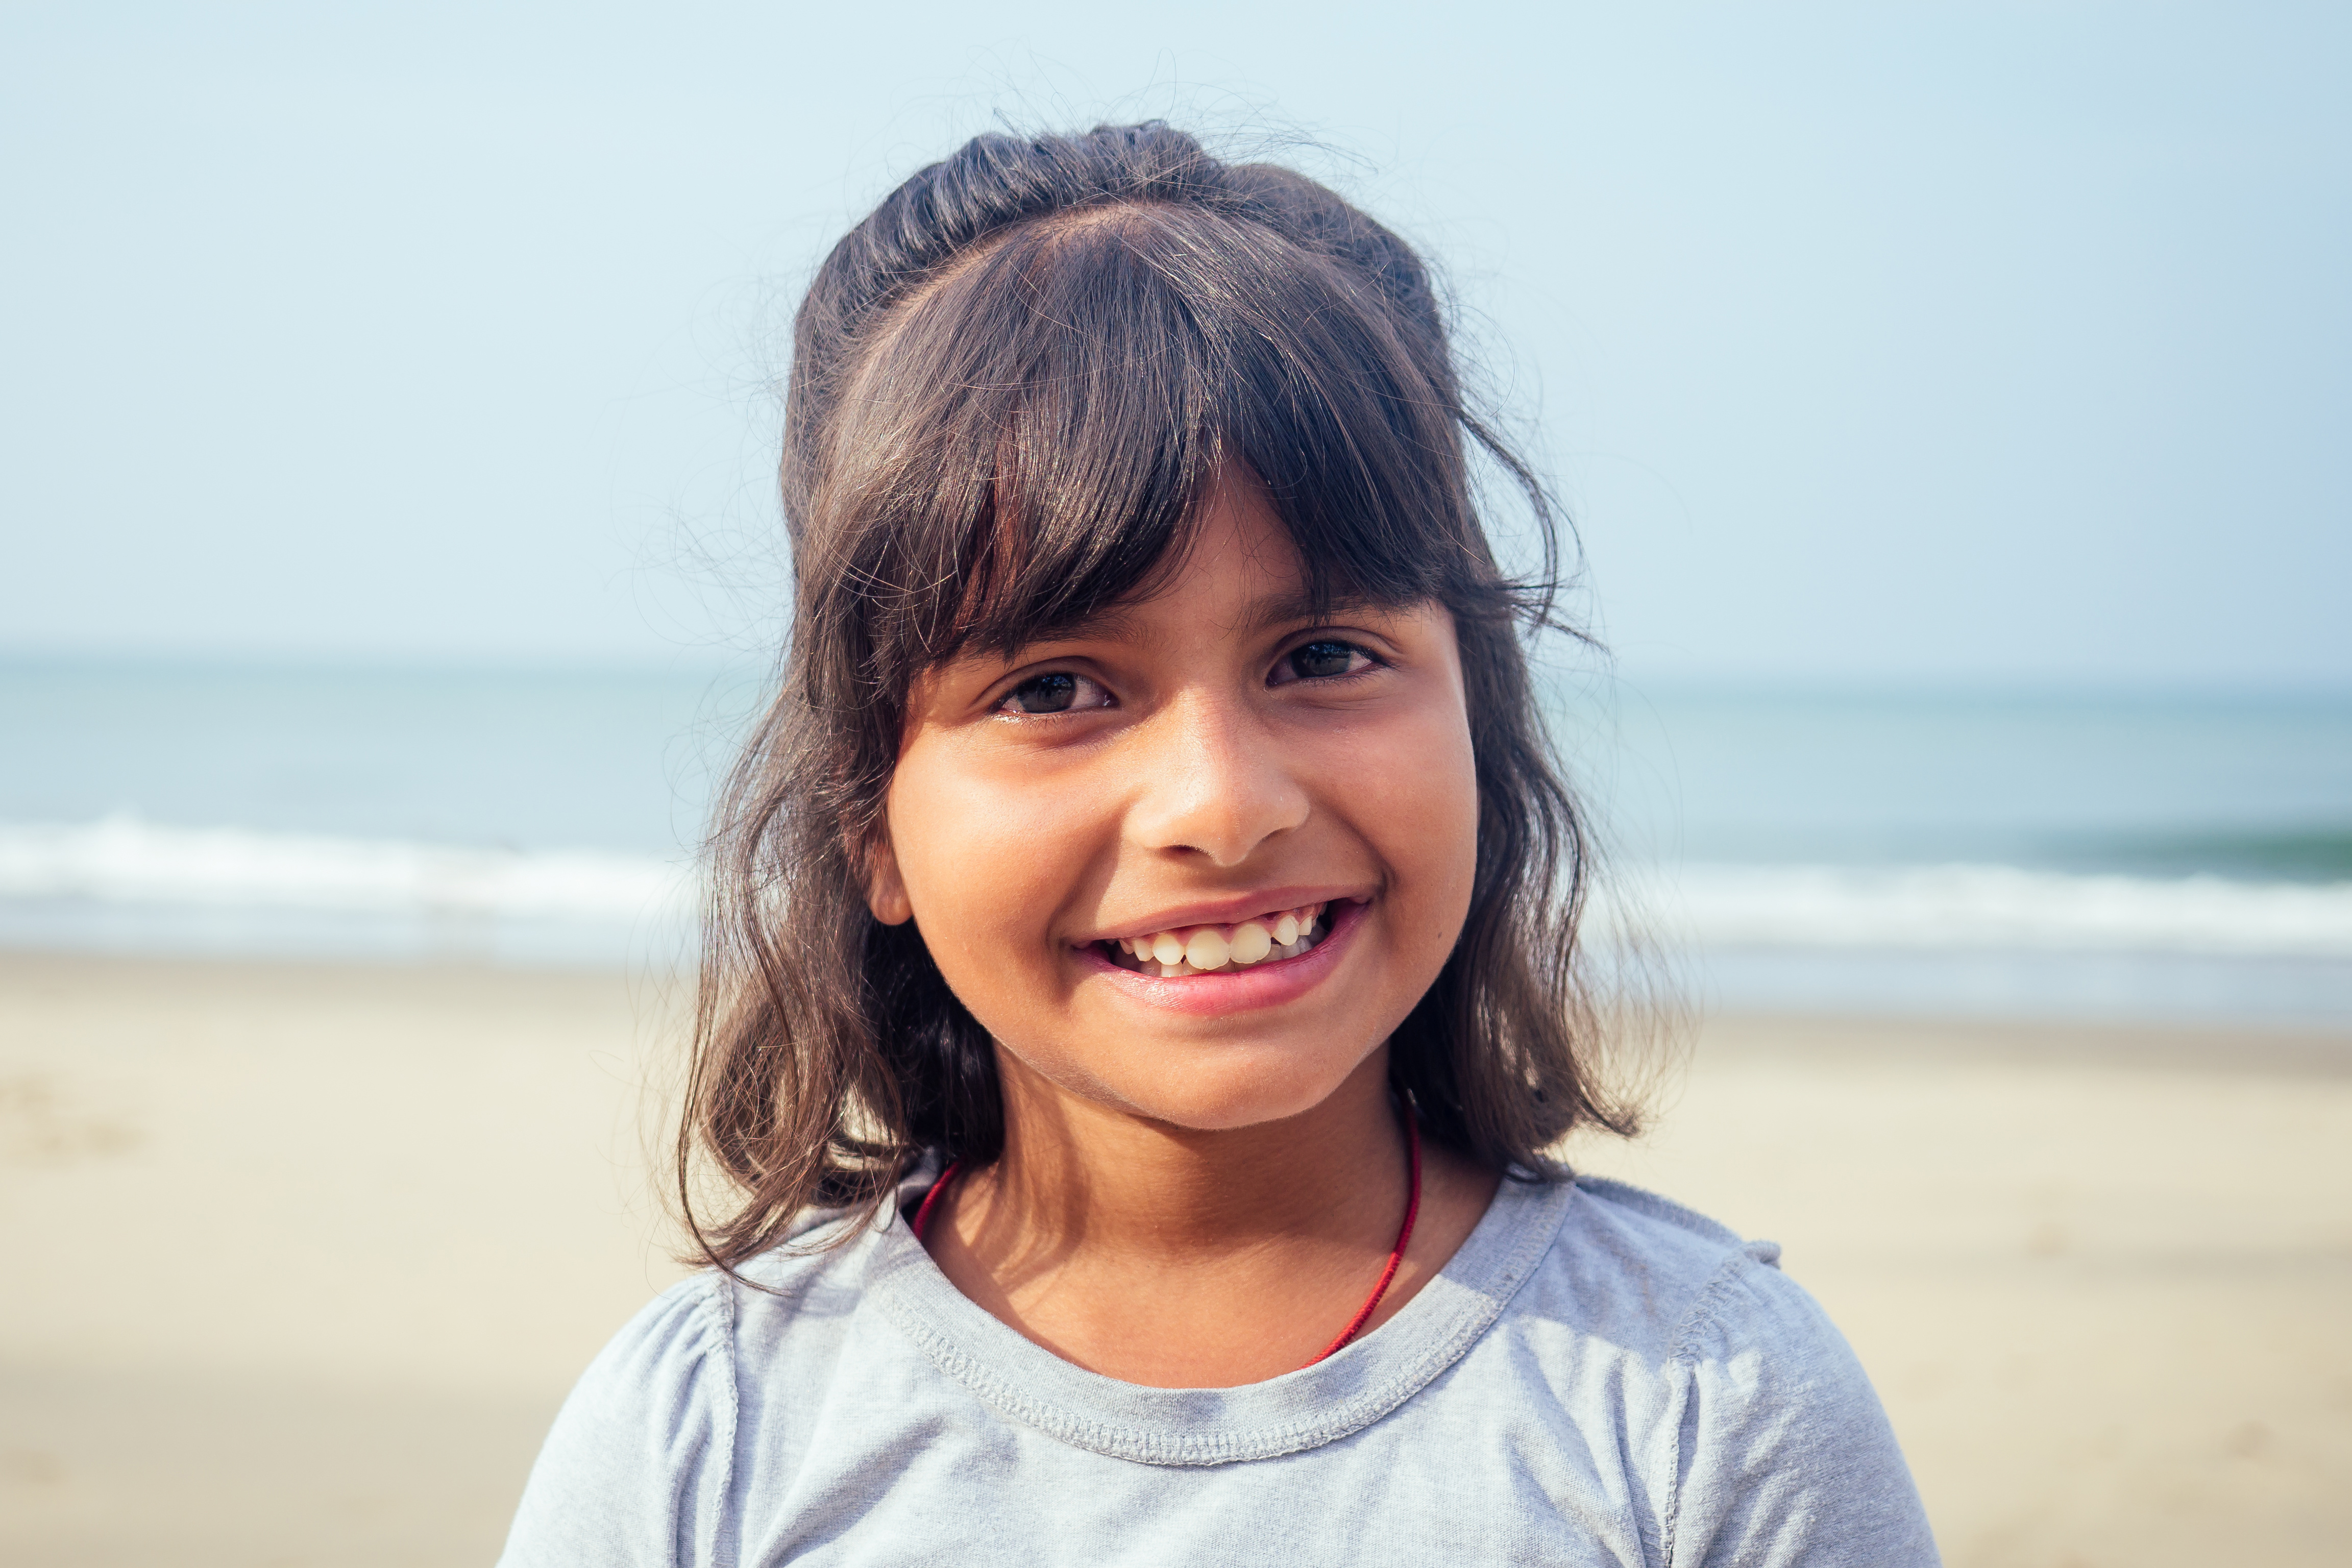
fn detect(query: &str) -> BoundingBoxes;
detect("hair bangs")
[817,203,1489,692]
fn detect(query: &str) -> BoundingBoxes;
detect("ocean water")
[0,659,749,969]
[4,657,2348,1022]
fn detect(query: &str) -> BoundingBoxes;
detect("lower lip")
[1074,899,1369,1017]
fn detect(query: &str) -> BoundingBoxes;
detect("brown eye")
[997,671,1111,716]
[1283,641,1365,681]
[1011,673,1077,713]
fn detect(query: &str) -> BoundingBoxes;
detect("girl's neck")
[978,1049,1406,1260]
[920,1048,1500,1387]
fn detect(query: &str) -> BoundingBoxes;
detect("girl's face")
[870,467,1480,1133]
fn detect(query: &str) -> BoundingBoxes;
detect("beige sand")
[3,953,2347,1565]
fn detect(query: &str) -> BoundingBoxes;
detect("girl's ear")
[862,831,914,926]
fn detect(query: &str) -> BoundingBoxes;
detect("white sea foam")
[6,818,2350,962]
[1599,862,2352,958]
[0,815,691,923]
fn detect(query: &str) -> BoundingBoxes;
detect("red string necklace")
[911,1104,1423,1371]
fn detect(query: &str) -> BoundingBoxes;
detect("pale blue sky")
[4,2,2346,684]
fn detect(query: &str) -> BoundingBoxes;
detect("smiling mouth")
[1097,903,1330,978]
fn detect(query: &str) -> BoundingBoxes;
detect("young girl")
[502,124,1937,1565]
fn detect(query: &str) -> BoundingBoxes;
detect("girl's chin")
[1071,896,1369,1018]
[1072,1053,1367,1133]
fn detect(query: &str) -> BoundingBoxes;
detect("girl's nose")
[1124,689,1309,867]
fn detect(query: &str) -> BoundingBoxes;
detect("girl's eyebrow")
[988,605,1142,659]
[1237,587,1385,633]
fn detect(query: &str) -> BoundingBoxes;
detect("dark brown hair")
[679,122,1639,1272]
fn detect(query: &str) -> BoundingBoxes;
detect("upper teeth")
[1110,904,1328,976]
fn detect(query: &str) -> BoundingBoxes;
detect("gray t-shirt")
[501,1166,1938,1565]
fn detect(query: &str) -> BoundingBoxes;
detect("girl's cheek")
[1332,696,1478,859]
[892,745,1108,955]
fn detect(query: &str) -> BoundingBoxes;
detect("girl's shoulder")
[496,1205,891,1567]
[1546,1172,1802,1351]
[1539,1172,1903,1421]
[496,1272,738,1566]
[1531,1175,1937,1563]
[1560,1171,1762,1257]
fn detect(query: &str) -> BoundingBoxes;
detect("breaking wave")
[1601,862,2352,958]
[0,815,692,923]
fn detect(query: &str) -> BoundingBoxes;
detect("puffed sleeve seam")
[497,1272,742,1568]
[646,1271,741,1568]
[1649,1245,1776,1568]
[608,1273,738,1568]
[698,1272,742,1568]
[1643,1248,1938,1568]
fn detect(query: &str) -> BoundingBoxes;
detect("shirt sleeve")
[1658,1250,1941,1567]
[498,1275,738,1568]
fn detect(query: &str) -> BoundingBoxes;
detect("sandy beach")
[3,951,2347,1566]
